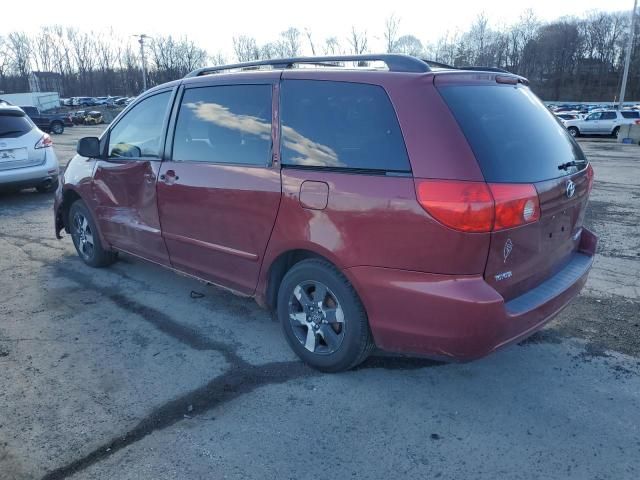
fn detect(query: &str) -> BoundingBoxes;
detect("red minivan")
[54,55,597,372]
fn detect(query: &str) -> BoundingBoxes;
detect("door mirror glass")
[77,136,101,158]
[108,91,171,159]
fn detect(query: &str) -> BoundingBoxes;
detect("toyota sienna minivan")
[54,54,597,371]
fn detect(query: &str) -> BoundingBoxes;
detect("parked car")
[54,55,596,372]
[564,110,640,137]
[556,112,584,123]
[76,97,95,107]
[19,105,72,134]
[0,104,59,192]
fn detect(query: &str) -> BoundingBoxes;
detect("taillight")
[416,180,494,232]
[415,180,540,233]
[490,183,540,230]
[35,133,52,149]
[586,163,594,193]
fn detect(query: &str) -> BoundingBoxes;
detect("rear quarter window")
[280,80,410,173]
[438,84,586,183]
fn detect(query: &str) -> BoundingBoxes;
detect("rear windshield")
[0,112,34,138]
[438,85,586,183]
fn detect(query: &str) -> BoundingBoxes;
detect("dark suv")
[54,55,596,372]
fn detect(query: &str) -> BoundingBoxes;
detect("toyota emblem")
[566,180,576,198]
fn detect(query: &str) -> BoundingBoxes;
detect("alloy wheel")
[72,212,94,260]
[288,280,345,355]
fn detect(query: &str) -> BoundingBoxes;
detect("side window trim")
[104,87,177,161]
[168,82,275,167]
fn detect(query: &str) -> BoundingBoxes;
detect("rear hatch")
[436,74,592,301]
[0,110,44,171]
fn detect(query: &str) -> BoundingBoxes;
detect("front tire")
[277,259,374,372]
[69,200,117,267]
[567,126,579,137]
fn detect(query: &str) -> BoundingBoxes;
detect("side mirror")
[77,137,101,158]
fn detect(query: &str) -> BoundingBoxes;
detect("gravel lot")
[1,128,639,479]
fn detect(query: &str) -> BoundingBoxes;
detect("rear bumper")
[346,228,597,361]
[0,150,59,190]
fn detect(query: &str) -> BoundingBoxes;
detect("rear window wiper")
[557,160,586,171]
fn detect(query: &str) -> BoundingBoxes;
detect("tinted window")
[0,112,34,138]
[172,85,272,165]
[280,80,410,172]
[601,112,616,120]
[20,106,37,116]
[108,91,171,159]
[621,111,640,119]
[438,85,586,183]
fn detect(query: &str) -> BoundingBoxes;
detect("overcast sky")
[6,0,634,56]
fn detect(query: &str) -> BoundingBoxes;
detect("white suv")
[0,105,59,192]
[564,110,640,138]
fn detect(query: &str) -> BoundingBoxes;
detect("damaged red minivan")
[54,55,597,371]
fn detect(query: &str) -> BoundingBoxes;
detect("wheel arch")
[260,247,345,310]
[56,187,109,250]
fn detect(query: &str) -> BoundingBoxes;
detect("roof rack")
[184,54,431,78]
[421,59,512,74]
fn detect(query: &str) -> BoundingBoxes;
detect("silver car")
[0,104,59,192]
[564,110,640,138]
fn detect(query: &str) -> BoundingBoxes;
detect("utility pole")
[134,34,150,92]
[618,0,638,109]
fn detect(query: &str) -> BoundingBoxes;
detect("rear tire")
[613,126,620,139]
[567,127,579,137]
[69,199,117,268]
[277,259,374,372]
[51,121,64,135]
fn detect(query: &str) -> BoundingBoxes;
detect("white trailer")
[0,92,61,111]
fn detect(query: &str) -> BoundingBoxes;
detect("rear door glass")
[621,111,640,119]
[438,85,586,183]
[280,80,410,173]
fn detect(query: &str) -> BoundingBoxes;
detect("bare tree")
[209,52,227,65]
[348,26,368,54]
[323,37,341,55]
[384,14,400,53]
[305,28,316,56]
[279,27,302,57]
[394,35,424,56]
[232,35,259,62]
[7,32,32,80]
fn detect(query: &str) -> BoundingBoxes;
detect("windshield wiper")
[557,160,586,171]
[0,130,25,138]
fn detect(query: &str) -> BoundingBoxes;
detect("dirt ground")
[0,131,639,479]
